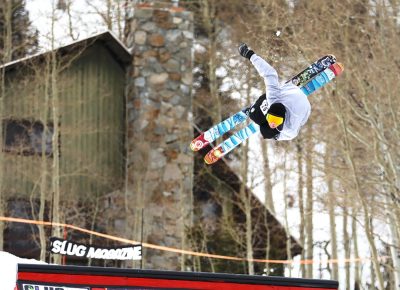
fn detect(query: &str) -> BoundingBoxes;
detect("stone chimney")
[125,4,194,270]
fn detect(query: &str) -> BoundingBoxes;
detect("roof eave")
[0,30,132,71]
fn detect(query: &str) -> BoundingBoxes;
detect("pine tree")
[0,0,39,62]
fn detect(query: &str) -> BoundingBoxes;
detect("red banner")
[17,264,338,290]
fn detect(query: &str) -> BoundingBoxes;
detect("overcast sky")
[26,0,109,50]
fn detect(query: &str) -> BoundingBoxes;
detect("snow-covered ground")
[0,251,47,290]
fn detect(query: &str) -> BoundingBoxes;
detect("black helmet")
[266,103,286,131]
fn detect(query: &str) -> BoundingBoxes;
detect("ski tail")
[286,54,336,87]
[301,63,344,96]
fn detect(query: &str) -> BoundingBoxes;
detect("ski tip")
[204,157,213,165]
[190,134,206,151]
[190,141,200,151]
[204,148,223,165]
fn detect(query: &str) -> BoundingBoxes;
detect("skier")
[238,43,311,140]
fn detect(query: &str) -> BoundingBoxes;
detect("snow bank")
[0,251,47,290]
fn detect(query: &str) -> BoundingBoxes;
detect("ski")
[190,54,337,152]
[190,107,251,152]
[300,62,344,95]
[287,54,337,87]
[204,123,259,165]
[204,62,344,165]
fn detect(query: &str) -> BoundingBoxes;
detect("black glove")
[238,43,254,60]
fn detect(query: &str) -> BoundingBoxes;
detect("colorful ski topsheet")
[190,107,250,152]
[287,54,337,87]
[190,55,336,152]
[204,123,259,165]
[203,63,344,165]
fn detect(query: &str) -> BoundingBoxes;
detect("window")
[3,119,53,156]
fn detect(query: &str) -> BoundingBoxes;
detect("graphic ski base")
[190,54,337,153]
[203,62,344,165]
[204,123,259,165]
[301,63,344,95]
[190,108,250,152]
[287,54,336,87]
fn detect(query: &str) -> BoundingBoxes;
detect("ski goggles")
[266,114,284,127]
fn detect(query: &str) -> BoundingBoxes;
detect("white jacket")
[250,54,311,141]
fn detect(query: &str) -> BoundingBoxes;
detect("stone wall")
[125,5,194,270]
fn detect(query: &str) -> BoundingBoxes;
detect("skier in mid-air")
[238,43,311,140]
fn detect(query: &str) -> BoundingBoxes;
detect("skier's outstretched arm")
[238,43,280,102]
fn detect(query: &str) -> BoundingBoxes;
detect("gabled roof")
[1,30,132,71]
[194,153,303,261]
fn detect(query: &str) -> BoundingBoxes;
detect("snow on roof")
[0,30,132,70]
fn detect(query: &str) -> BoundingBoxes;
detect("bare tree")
[324,143,339,281]
[282,150,293,276]
[0,0,13,252]
[85,0,127,41]
[342,189,350,290]
[304,124,314,278]
[296,137,306,277]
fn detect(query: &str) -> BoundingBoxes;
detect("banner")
[17,264,339,290]
[49,237,141,261]
[22,285,88,290]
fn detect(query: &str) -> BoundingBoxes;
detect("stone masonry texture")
[125,6,194,270]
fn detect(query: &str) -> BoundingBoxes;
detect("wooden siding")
[3,43,126,200]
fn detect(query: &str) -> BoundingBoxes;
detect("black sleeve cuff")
[246,50,254,60]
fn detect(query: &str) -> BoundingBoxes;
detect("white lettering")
[51,238,142,261]
[107,249,115,259]
[85,246,142,260]
[76,245,87,257]
[260,99,269,115]
[115,248,122,259]
[66,242,75,256]
[100,249,108,259]
[86,247,102,259]
[124,248,133,259]
[51,240,63,254]
[132,245,142,260]
[59,240,68,255]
